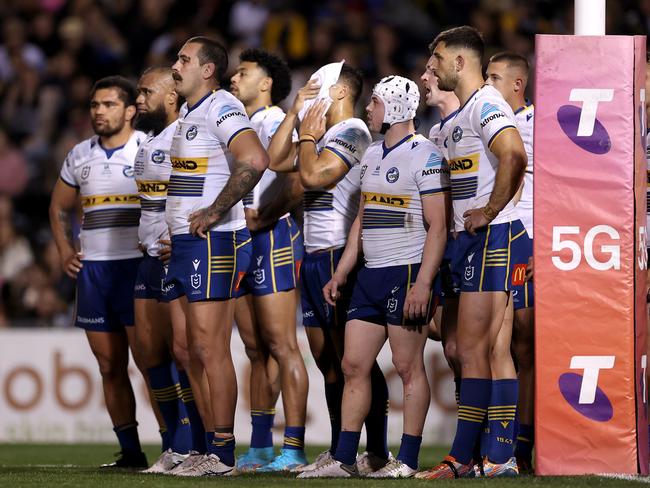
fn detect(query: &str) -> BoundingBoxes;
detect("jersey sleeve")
[207,98,256,148]
[414,145,451,197]
[263,112,298,148]
[474,95,517,151]
[59,148,79,188]
[322,124,371,168]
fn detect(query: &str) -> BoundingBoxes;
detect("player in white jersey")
[305,76,450,479]
[229,48,309,472]
[132,66,209,473]
[421,55,462,396]
[417,27,527,480]
[486,52,535,473]
[165,37,269,477]
[49,76,148,468]
[269,65,390,475]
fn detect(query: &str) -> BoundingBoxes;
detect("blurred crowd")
[0,0,648,327]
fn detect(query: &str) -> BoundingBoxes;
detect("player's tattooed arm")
[49,177,83,278]
[188,130,270,238]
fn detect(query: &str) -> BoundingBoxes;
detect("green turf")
[0,444,644,487]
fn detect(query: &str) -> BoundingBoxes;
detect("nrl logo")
[190,273,201,289]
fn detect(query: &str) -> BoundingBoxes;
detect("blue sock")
[178,369,206,453]
[449,378,491,465]
[209,433,235,467]
[515,423,534,460]
[160,428,170,452]
[114,423,141,454]
[454,377,461,406]
[365,363,389,459]
[283,426,305,451]
[148,362,192,454]
[324,381,343,454]
[479,419,489,459]
[397,434,422,470]
[487,379,518,464]
[250,409,275,449]
[334,431,361,466]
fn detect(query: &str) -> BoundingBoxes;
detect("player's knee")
[443,338,458,364]
[266,337,296,362]
[392,356,421,384]
[172,339,190,371]
[96,354,128,381]
[456,339,489,368]
[341,355,368,382]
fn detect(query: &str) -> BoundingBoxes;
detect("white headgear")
[372,75,420,133]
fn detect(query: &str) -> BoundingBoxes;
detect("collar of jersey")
[98,139,126,159]
[439,109,459,129]
[514,99,533,115]
[382,133,416,159]
[250,105,273,119]
[186,90,216,115]
[457,87,482,116]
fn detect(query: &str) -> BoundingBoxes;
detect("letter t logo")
[569,89,614,136]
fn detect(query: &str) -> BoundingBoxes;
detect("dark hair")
[186,36,228,80]
[90,75,137,106]
[489,51,529,76]
[338,63,363,106]
[239,48,292,104]
[429,25,484,61]
[141,66,184,110]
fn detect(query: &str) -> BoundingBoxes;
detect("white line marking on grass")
[599,474,650,483]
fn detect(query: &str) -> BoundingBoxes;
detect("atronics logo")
[556,88,612,154]
[558,355,614,422]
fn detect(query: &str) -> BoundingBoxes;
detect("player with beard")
[164,37,269,477]
[49,76,148,468]
[133,66,211,473]
[416,27,527,479]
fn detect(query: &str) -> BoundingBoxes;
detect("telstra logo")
[556,88,613,154]
[558,355,614,422]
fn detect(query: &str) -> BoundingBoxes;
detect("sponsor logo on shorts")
[511,264,527,286]
[387,297,398,313]
[303,310,314,318]
[134,283,146,292]
[77,316,105,324]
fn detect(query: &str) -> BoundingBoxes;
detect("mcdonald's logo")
[511,264,527,286]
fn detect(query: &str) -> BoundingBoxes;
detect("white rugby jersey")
[302,118,372,253]
[135,120,177,256]
[360,134,450,268]
[428,109,458,160]
[166,90,256,236]
[242,105,297,216]
[447,85,519,232]
[514,101,534,238]
[59,130,146,261]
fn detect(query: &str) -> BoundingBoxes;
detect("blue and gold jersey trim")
[140,199,166,212]
[227,127,255,147]
[82,208,141,230]
[487,125,517,149]
[451,176,478,201]
[304,191,334,212]
[323,146,352,168]
[362,208,405,229]
[168,175,205,197]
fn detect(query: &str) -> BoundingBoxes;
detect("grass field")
[0,444,647,487]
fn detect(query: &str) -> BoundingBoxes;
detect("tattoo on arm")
[208,161,263,218]
[57,210,73,243]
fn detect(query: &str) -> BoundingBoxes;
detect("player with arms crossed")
[229,48,309,471]
[165,36,269,477]
[49,76,148,468]
[416,26,527,479]
[268,65,390,475]
[305,76,450,478]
